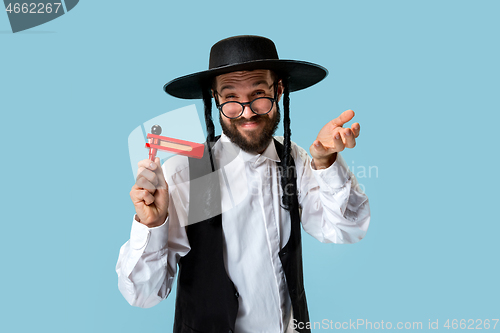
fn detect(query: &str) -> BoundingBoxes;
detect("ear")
[211,89,220,106]
[276,80,284,102]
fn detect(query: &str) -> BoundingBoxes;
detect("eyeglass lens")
[222,98,273,118]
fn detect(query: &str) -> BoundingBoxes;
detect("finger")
[333,130,345,152]
[312,140,332,156]
[331,110,355,127]
[138,158,158,172]
[153,157,168,190]
[136,177,156,194]
[351,122,360,138]
[310,140,334,162]
[137,167,158,186]
[138,158,167,189]
[317,139,339,153]
[131,189,155,206]
[341,128,356,149]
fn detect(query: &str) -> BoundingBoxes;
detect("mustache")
[230,115,266,126]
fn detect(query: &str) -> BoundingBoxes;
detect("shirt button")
[235,291,239,298]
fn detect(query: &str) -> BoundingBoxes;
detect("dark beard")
[220,106,281,154]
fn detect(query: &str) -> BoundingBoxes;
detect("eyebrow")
[252,80,271,88]
[218,80,271,94]
[219,85,235,94]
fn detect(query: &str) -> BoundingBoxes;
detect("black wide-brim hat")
[164,35,328,99]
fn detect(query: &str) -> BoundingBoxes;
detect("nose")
[241,102,254,119]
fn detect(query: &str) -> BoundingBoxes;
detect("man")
[117,35,370,333]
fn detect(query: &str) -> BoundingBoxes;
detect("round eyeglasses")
[217,97,276,119]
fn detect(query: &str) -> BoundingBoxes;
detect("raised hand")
[130,157,169,228]
[309,110,361,169]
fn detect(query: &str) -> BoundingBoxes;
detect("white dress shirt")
[116,133,370,333]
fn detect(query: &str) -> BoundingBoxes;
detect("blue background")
[1,1,498,332]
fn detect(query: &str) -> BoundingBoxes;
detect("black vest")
[173,138,310,333]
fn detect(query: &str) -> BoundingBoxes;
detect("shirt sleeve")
[116,160,191,308]
[294,145,371,244]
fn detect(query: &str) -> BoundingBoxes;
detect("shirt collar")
[219,132,281,165]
